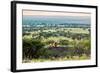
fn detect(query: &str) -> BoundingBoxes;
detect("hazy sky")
[23,10,91,17]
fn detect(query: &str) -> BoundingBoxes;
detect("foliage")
[22,27,91,63]
[23,38,45,60]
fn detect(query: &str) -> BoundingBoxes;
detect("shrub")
[23,38,45,60]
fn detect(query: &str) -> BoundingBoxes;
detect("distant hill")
[22,16,90,28]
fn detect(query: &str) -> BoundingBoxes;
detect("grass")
[30,28,89,34]
[23,55,90,63]
[64,28,89,34]
[42,36,73,43]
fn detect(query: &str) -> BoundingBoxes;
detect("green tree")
[59,40,69,46]
[23,38,45,60]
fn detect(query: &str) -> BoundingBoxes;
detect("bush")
[59,40,69,45]
[23,38,45,60]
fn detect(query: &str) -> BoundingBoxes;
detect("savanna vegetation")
[22,26,91,63]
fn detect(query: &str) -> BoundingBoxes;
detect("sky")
[23,10,91,17]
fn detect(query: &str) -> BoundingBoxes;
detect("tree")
[59,40,69,46]
[23,38,45,60]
